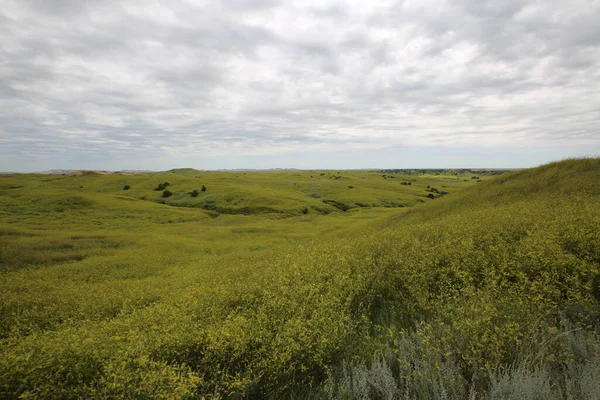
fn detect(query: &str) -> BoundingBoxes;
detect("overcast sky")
[1,0,599,171]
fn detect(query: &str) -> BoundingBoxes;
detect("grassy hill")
[0,160,599,399]
[0,168,489,219]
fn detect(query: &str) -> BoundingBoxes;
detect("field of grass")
[1,161,599,399]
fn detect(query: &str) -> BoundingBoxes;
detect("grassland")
[1,160,599,399]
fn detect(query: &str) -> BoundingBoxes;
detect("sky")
[1,0,599,171]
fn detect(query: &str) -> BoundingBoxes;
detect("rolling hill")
[0,159,599,399]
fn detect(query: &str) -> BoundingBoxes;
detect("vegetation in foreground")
[0,160,599,399]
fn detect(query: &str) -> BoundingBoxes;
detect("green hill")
[0,159,599,399]
[0,168,489,220]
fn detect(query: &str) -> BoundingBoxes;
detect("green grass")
[1,161,599,399]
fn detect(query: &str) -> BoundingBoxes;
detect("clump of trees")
[155,182,170,191]
[426,186,449,200]
[188,186,206,197]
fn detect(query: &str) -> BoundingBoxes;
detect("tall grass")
[321,325,600,399]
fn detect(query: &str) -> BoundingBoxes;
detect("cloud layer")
[1,0,599,170]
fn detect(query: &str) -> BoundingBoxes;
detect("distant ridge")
[39,169,151,175]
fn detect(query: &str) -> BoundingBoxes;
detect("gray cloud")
[1,0,599,171]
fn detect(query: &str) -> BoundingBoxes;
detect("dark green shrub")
[301,208,308,215]
[427,193,435,199]
[201,185,207,192]
[162,190,173,198]
[191,190,199,197]
[123,185,131,190]
[322,199,352,212]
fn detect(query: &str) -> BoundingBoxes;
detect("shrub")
[201,185,207,192]
[191,190,199,197]
[123,185,131,190]
[322,199,353,211]
[301,208,308,215]
[162,190,173,198]
[427,193,435,199]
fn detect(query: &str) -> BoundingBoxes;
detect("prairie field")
[1,160,599,399]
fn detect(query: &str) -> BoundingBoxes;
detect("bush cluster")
[154,182,170,191]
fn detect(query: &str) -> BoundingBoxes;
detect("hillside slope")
[0,168,495,219]
[0,159,599,399]
[323,158,600,398]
